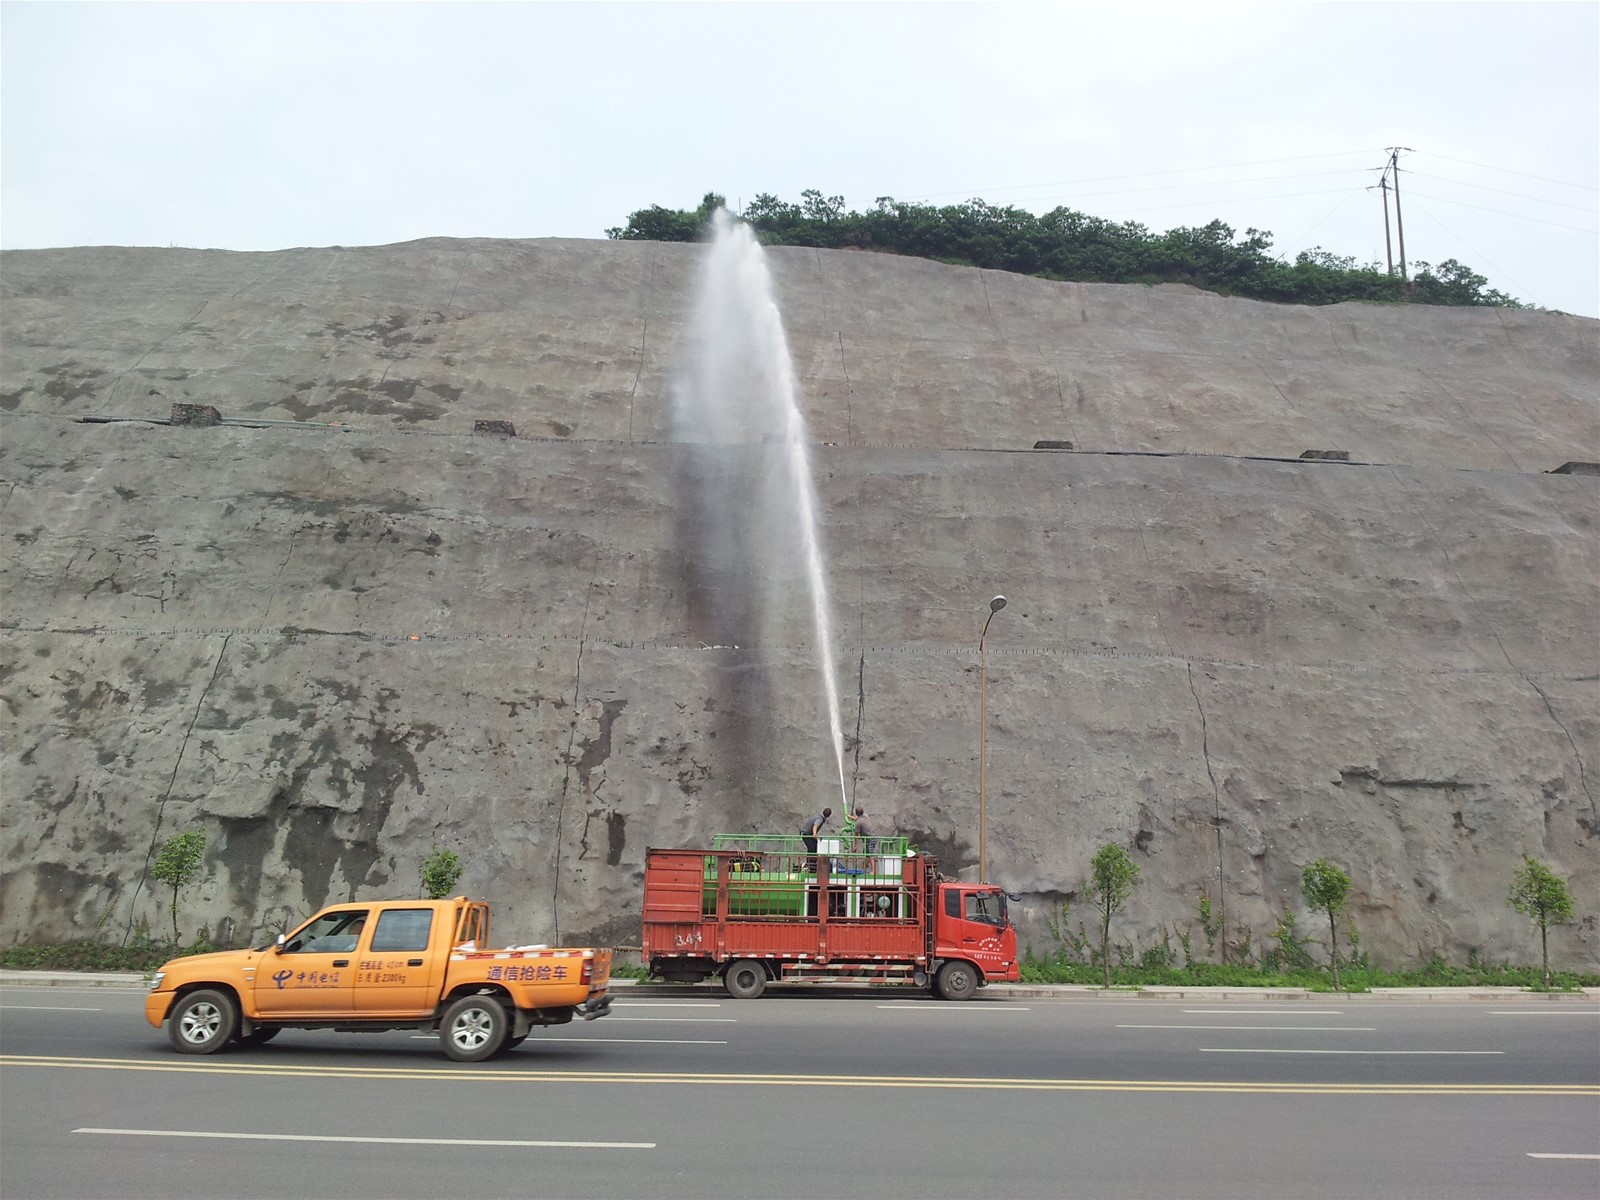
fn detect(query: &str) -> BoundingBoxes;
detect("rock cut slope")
[1,237,1596,966]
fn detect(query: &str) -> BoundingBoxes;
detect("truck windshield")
[964,891,1008,927]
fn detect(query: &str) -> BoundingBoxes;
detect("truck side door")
[937,887,1015,977]
[255,908,363,1018]
[352,906,445,1017]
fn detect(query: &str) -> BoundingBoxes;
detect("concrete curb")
[0,970,151,989]
[3,969,1596,1001]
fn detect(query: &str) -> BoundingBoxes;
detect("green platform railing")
[702,833,915,918]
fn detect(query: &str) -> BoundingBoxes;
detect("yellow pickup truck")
[145,897,612,1061]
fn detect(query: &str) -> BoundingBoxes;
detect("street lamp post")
[978,595,1006,884]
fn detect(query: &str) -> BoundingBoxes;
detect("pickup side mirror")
[275,933,287,953]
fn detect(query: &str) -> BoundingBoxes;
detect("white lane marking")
[1201,1048,1504,1055]
[1121,1024,1374,1031]
[407,1034,728,1044]
[1492,1011,1600,1016]
[605,1017,737,1023]
[1184,1009,1344,1015]
[75,1127,653,1149]
[1527,1153,1600,1160]
[543,1038,729,1045]
[0,1005,103,1011]
[876,1005,1030,1012]
[612,1002,723,1008]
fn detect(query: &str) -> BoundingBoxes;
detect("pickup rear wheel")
[935,961,979,1001]
[168,989,238,1054]
[724,959,767,1000]
[441,995,508,1062]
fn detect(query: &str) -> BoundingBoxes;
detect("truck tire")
[441,994,509,1062]
[935,961,979,1001]
[723,959,767,1000]
[167,989,238,1054]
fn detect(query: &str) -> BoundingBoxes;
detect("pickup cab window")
[283,910,368,954]
[371,909,433,953]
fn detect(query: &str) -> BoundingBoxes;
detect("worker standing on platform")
[800,807,832,872]
[841,805,871,860]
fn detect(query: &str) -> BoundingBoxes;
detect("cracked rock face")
[1,237,1596,970]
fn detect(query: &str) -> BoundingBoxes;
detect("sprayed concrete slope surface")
[0,237,1595,965]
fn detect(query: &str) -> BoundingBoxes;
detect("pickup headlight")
[148,971,166,991]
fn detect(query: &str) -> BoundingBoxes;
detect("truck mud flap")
[577,994,613,1021]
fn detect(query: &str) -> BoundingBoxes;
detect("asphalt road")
[1,983,1596,1200]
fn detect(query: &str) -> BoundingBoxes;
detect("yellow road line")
[3,1055,1595,1096]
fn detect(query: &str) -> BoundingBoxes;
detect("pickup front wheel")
[441,995,509,1062]
[168,989,238,1054]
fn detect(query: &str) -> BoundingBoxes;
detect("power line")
[899,150,1375,202]
[1001,170,1362,209]
[1415,152,1598,193]
[1406,171,1598,214]
[1279,187,1367,259]
[1403,197,1535,306]
[1400,188,1599,236]
[1096,187,1356,218]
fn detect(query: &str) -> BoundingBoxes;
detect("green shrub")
[421,848,463,899]
[1,932,219,973]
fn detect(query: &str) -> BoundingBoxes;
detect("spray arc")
[670,210,848,807]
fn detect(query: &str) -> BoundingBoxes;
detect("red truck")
[642,833,1019,999]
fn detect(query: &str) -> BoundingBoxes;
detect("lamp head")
[989,595,1007,613]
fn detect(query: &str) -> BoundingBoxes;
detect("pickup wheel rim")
[450,1006,496,1052]
[179,1000,224,1045]
[168,988,237,1054]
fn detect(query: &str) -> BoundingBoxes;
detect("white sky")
[3,1,1597,316]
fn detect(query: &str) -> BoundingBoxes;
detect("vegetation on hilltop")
[607,190,1523,309]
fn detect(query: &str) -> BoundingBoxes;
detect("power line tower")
[1372,147,1414,280]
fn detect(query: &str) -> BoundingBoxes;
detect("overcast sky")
[3,1,1596,316]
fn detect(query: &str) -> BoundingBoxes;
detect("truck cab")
[930,882,1019,999]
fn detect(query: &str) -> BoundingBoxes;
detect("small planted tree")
[1300,860,1352,990]
[1090,843,1140,988]
[1507,856,1575,988]
[421,848,463,900]
[151,830,206,943]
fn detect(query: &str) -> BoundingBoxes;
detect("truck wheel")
[724,959,767,1000]
[168,989,238,1054]
[441,995,508,1062]
[936,961,979,1001]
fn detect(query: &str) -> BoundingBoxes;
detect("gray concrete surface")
[0,237,1595,971]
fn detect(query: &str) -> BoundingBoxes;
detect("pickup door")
[255,908,366,1018]
[352,906,447,1017]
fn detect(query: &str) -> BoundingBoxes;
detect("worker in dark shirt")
[799,807,832,872]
